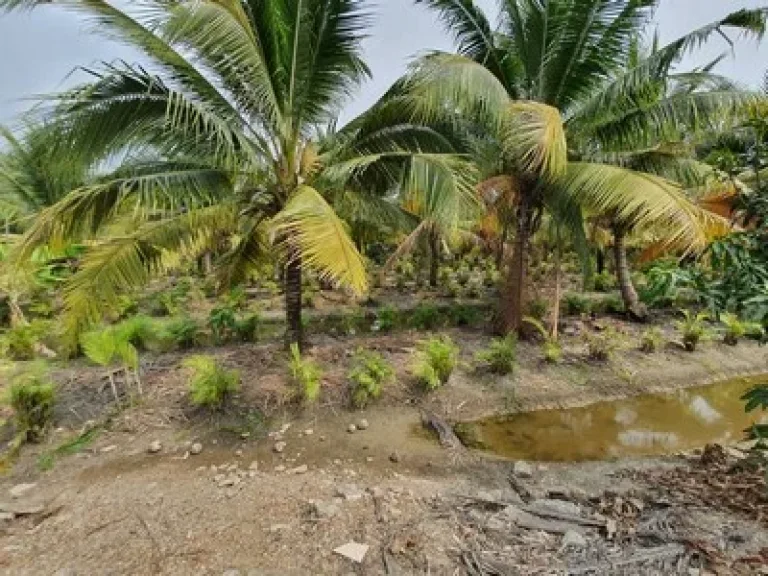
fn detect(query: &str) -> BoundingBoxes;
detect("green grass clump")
[676,309,710,352]
[410,304,442,330]
[476,333,517,374]
[0,320,50,360]
[184,355,240,409]
[289,344,323,404]
[585,328,619,362]
[348,349,394,408]
[639,327,664,353]
[412,336,459,391]
[563,293,592,315]
[38,427,101,471]
[9,365,55,442]
[523,317,562,364]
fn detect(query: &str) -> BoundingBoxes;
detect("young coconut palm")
[410,0,766,333]
[1,0,473,347]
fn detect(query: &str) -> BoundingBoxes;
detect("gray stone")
[190,443,203,456]
[218,475,240,488]
[274,465,286,472]
[561,530,587,549]
[147,440,162,454]
[512,461,533,478]
[356,419,369,431]
[269,523,290,533]
[273,442,286,453]
[347,424,357,433]
[290,465,308,475]
[333,541,369,563]
[9,483,36,499]
[304,429,314,436]
[335,484,364,501]
[100,445,117,453]
[311,500,340,519]
[530,498,582,517]
[0,512,14,521]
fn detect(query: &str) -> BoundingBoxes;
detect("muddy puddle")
[468,374,768,461]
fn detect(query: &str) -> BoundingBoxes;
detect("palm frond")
[504,101,567,178]
[272,185,367,295]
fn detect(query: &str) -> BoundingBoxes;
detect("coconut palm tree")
[409,0,766,333]
[1,0,474,347]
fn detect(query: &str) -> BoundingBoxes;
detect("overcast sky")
[1,0,767,127]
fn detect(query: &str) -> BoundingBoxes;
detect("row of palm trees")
[1,0,766,348]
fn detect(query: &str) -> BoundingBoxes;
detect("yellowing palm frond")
[505,101,567,178]
[272,185,367,296]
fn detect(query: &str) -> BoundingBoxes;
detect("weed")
[184,355,240,409]
[164,316,202,349]
[639,327,664,353]
[116,315,159,350]
[234,313,261,342]
[585,328,618,362]
[348,349,395,408]
[563,293,592,315]
[0,320,50,360]
[476,333,517,374]
[523,317,562,364]
[720,313,752,346]
[38,427,100,471]
[593,271,617,292]
[676,309,711,352]
[375,305,398,332]
[447,304,482,327]
[527,298,548,321]
[289,344,323,404]
[209,305,238,343]
[412,336,459,391]
[8,365,55,442]
[411,304,442,330]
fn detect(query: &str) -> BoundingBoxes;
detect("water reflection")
[470,375,768,462]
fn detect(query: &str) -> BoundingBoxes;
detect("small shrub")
[412,336,459,391]
[455,265,472,286]
[527,298,548,321]
[289,344,323,404]
[411,304,442,330]
[9,365,55,442]
[164,316,202,349]
[447,304,482,326]
[585,328,618,362]
[600,295,625,314]
[523,317,562,364]
[235,313,261,342]
[116,315,160,351]
[375,305,398,332]
[476,333,517,374]
[209,305,238,343]
[483,267,500,287]
[445,280,463,298]
[0,320,49,360]
[676,309,710,352]
[184,355,240,409]
[465,276,484,298]
[563,293,592,315]
[348,349,394,408]
[639,327,664,353]
[720,313,749,346]
[593,271,617,292]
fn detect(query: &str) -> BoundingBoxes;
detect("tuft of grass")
[410,304,442,330]
[676,309,711,352]
[348,349,395,408]
[412,336,459,391]
[563,293,592,315]
[289,344,323,404]
[184,355,240,409]
[8,365,55,443]
[476,333,517,375]
[585,328,619,362]
[523,317,562,364]
[639,327,664,353]
[38,427,101,471]
[720,313,758,346]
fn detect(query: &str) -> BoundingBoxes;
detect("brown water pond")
[467,374,768,462]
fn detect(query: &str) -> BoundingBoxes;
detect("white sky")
[0,0,767,126]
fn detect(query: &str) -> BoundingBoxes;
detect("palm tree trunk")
[429,229,440,288]
[496,220,510,269]
[612,225,646,321]
[550,238,561,341]
[499,193,534,335]
[284,255,303,349]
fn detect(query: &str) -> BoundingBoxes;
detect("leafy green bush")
[375,305,398,332]
[527,298,548,321]
[484,267,500,287]
[164,316,202,349]
[447,304,482,326]
[742,384,768,440]
[523,317,562,363]
[563,293,591,315]
[209,305,238,343]
[719,313,757,346]
[9,365,55,442]
[639,327,664,353]
[476,334,517,374]
[80,326,139,370]
[348,349,394,408]
[676,310,710,352]
[115,315,159,351]
[411,304,442,330]
[184,355,240,409]
[593,271,617,292]
[585,328,618,362]
[412,336,459,391]
[0,320,50,360]
[289,344,323,404]
[235,313,261,342]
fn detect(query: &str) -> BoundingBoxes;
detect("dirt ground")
[0,320,767,575]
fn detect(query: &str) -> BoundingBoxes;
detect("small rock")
[0,512,14,522]
[357,419,369,431]
[274,465,286,472]
[333,459,342,466]
[100,445,117,453]
[273,442,286,453]
[248,461,259,471]
[530,499,582,517]
[365,457,373,463]
[290,465,308,475]
[190,443,203,456]
[304,429,314,436]
[235,449,243,458]
[389,451,401,463]
[9,484,36,499]
[512,460,533,478]
[214,474,226,483]
[248,471,257,478]
[347,424,357,434]
[335,484,364,501]
[147,441,162,454]
[311,500,340,519]
[319,435,327,442]
[210,465,218,472]
[269,524,290,534]
[222,570,241,576]
[561,530,587,549]
[218,475,240,488]
[333,541,369,563]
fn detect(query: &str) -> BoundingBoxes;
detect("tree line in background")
[0,0,767,353]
